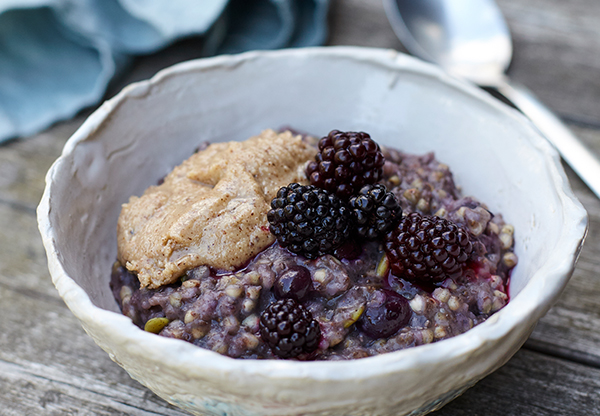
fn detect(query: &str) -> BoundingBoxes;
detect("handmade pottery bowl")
[37,47,587,416]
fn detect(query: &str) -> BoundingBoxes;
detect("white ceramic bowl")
[37,47,587,416]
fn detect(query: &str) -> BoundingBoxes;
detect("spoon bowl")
[385,0,512,86]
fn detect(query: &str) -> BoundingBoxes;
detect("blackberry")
[306,130,385,199]
[384,212,473,286]
[267,183,352,259]
[349,184,402,239]
[259,298,321,359]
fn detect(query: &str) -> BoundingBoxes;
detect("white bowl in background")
[37,47,587,416]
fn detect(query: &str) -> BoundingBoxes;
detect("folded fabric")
[0,0,330,143]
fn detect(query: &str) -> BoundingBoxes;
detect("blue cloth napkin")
[0,0,330,143]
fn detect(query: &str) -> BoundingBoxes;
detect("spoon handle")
[497,79,600,199]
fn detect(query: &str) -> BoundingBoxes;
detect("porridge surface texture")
[111,132,516,360]
[117,129,316,289]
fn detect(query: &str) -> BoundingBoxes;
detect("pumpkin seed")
[144,317,170,334]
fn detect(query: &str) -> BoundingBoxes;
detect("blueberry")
[274,266,312,301]
[358,289,410,338]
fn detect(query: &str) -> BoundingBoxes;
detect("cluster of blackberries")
[267,130,474,282]
[268,131,401,259]
[261,130,475,358]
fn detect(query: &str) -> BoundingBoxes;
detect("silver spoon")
[384,0,600,198]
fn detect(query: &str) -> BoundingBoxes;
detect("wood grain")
[1,0,599,414]
[439,349,600,416]
[0,206,186,415]
[498,0,600,123]
[0,359,188,416]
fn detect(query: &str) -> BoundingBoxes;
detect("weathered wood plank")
[0,203,65,300]
[525,125,600,366]
[327,0,405,51]
[0,303,187,416]
[0,359,188,416]
[0,269,185,414]
[497,0,600,123]
[0,119,80,210]
[0,205,185,415]
[4,328,600,416]
[437,348,600,416]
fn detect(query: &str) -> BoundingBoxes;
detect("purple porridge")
[110,130,516,360]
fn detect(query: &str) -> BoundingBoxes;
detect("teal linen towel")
[0,0,330,142]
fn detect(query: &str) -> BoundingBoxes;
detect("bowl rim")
[37,46,588,381]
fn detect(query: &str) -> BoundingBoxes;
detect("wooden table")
[1,0,599,414]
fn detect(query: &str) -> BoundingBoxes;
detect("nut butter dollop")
[117,130,316,289]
